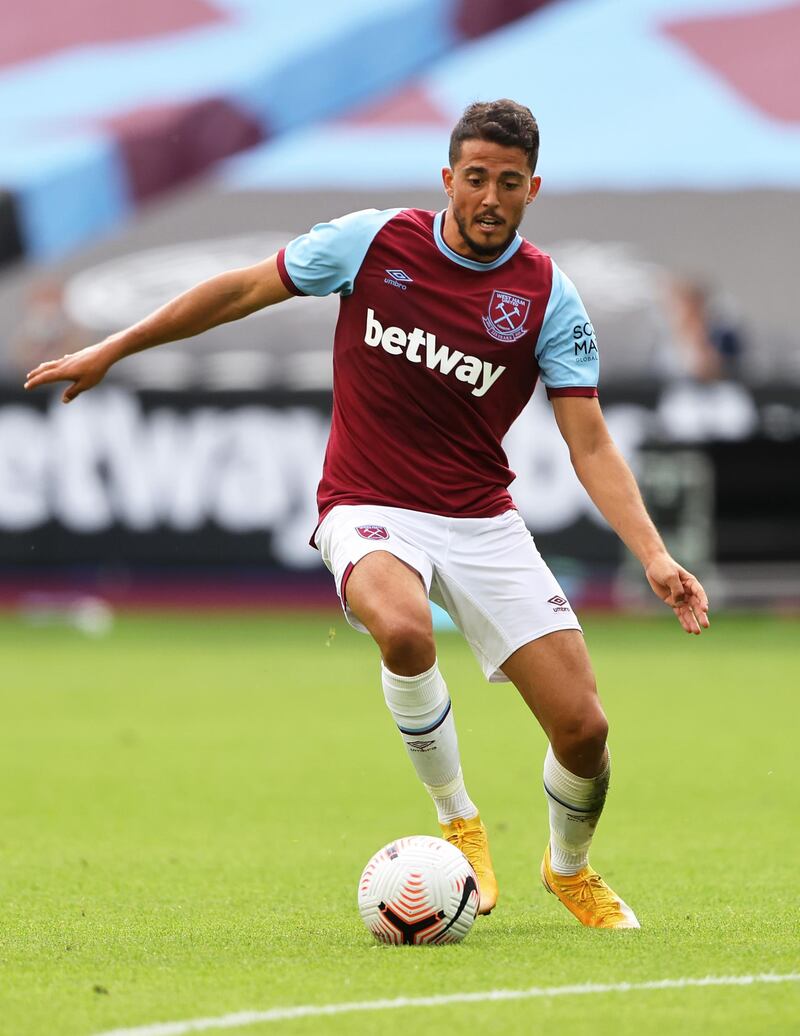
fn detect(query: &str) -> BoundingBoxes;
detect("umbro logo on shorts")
[356,525,390,540]
[548,594,571,613]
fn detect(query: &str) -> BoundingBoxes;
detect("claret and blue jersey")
[276,208,599,524]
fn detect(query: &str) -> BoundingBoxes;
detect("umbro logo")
[548,594,571,613]
[408,739,437,752]
[384,268,413,291]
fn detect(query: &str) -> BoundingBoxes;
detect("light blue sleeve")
[535,261,599,388]
[283,208,403,296]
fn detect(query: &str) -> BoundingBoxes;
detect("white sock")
[381,660,478,824]
[543,743,610,875]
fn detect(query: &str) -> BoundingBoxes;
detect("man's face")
[442,138,540,262]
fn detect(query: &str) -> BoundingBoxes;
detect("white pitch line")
[92,973,800,1036]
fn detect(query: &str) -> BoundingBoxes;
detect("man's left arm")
[551,395,710,634]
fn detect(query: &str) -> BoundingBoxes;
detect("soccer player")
[25,99,709,929]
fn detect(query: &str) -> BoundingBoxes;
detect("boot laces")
[568,871,623,921]
[446,824,487,873]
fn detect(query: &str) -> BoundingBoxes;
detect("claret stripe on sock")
[543,781,600,814]
[397,699,452,736]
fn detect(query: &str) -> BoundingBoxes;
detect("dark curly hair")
[449,99,539,173]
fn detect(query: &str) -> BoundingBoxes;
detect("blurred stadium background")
[1,0,799,620]
[3,5,800,1034]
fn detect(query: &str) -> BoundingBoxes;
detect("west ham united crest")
[482,290,531,343]
[356,525,390,540]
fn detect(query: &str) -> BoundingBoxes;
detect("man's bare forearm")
[551,396,709,632]
[106,267,276,362]
[24,253,292,401]
[572,440,666,566]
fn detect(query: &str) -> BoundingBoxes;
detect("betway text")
[364,309,506,398]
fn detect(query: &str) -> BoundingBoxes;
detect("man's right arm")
[24,253,292,403]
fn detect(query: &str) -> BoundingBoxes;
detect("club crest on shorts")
[482,290,531,343]
[356,525,390,540]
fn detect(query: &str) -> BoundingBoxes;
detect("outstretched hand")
[24,341,114,403]
[645,554,710,634]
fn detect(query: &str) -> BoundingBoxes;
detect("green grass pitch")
[0,610,797,1035]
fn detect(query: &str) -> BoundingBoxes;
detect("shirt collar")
[433,210,522,271]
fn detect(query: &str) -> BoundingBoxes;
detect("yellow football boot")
[541,844,639,929]
[440,814,498,915]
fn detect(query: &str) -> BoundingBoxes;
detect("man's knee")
[550,703,609,771]
[373,610,435,674]
[344,551,434,674]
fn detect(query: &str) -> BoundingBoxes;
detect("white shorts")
[314,504,582,683]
